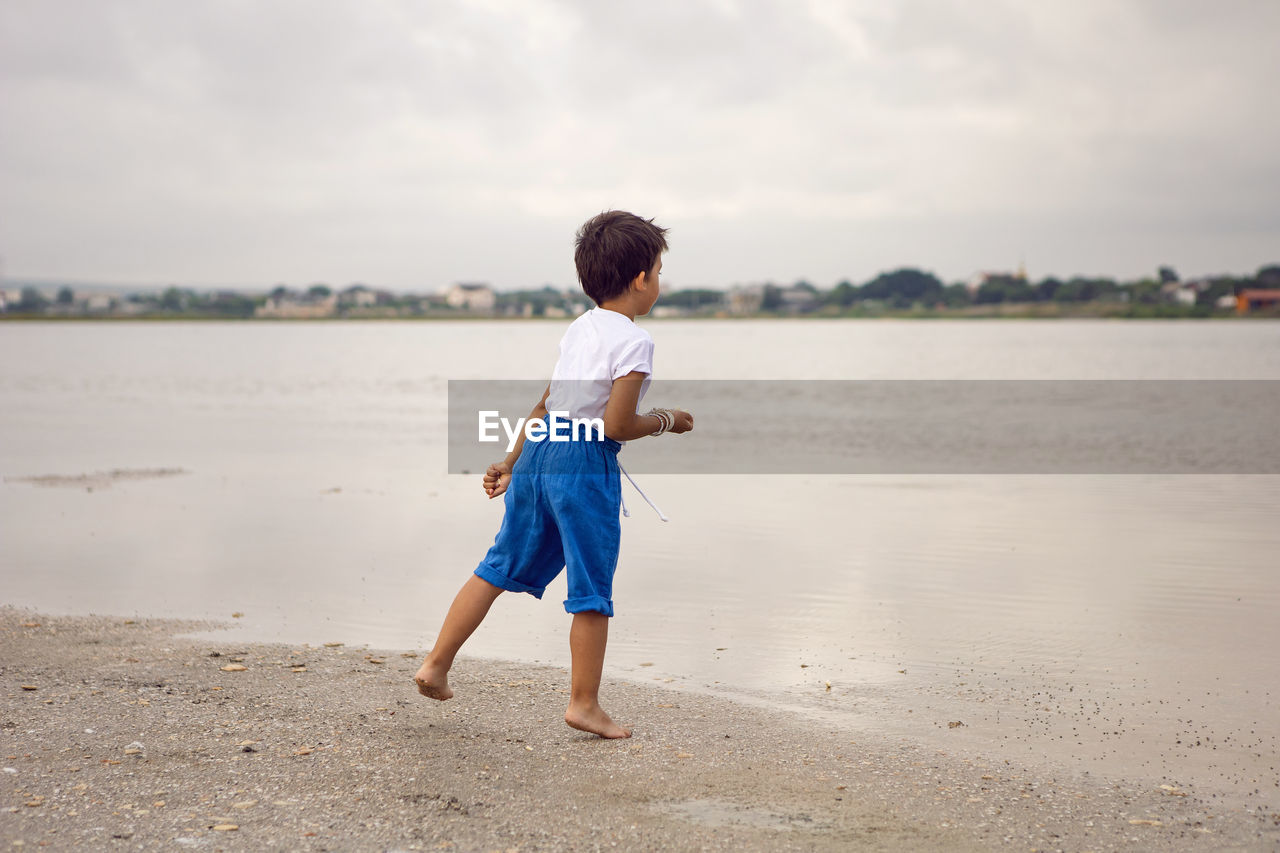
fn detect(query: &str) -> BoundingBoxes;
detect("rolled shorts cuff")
[475,563,545,598]
[564,595,614,617]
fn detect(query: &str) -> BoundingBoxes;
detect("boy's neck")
[595,297,640,321]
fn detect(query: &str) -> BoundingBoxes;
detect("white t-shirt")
[546,307,654,421]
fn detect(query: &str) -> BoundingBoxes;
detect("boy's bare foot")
[413,659,453,701]
[564,703,631,739]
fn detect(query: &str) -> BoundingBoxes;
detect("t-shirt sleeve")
[611,331,654,380]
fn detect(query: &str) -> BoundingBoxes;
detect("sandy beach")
[2,608,1275,851]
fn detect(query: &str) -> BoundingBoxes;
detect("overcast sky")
[2,0,1277,291]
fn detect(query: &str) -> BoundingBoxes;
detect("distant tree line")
[658,263,1280,315]
[5,263,1278,319]
[153,287,259,317]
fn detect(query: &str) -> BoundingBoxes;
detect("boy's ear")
[629,269,649,291]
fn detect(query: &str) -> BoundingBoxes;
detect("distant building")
[727,285,764,315]
[1236,289,1280,314]
[778,283,820,313]
[339,285,378,308]
[1162,278,1221,306]
[445,283,496,312]
[83,293,115,313]
[1160,281,1197,305]
[255,292,336,319]
[117,297,149,316]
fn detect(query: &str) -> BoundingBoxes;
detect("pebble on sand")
[221,664,247,672]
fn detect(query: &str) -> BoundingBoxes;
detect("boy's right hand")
[483,461,512,499]
[668,409,694,434]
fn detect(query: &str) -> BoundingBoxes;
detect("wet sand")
[3,608,1276,851]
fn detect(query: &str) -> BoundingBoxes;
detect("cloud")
[0,0,1276,289]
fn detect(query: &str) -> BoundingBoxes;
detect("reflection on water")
[2,320,1279,807]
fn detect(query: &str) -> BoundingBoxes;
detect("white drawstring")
[618,463,669,522]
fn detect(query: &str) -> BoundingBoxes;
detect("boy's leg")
[415,575,504,701]
[564,611,631,739]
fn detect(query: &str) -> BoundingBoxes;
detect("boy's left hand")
[483,462,512,499]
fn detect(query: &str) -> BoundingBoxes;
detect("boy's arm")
[602,372,693,441]
[483,384,550,498]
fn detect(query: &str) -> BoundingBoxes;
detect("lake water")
[2,319,1278,809]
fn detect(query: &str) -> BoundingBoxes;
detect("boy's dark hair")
[574,210,668,305]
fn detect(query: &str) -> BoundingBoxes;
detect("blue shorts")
[474,425,623,616]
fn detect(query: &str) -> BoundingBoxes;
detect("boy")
[415,210,693,739]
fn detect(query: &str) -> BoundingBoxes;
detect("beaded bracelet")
[646,407,673,436]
